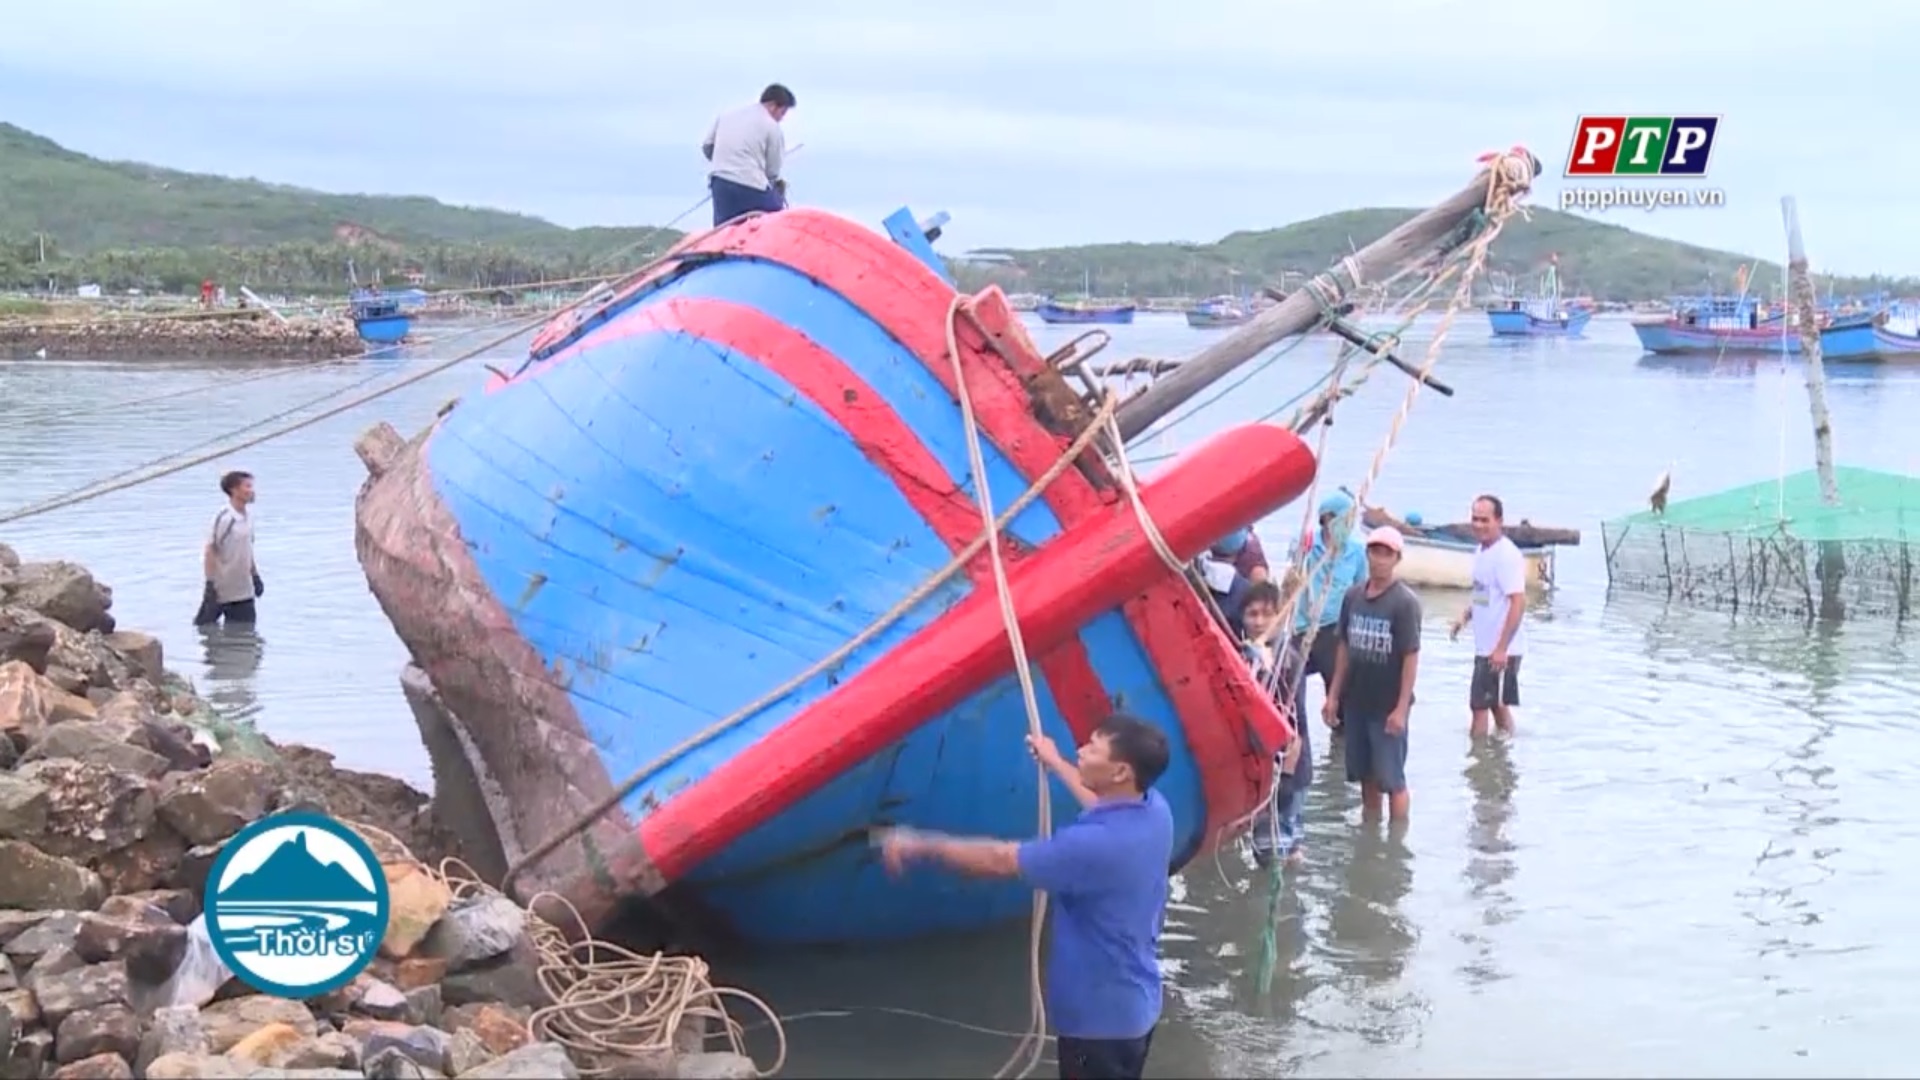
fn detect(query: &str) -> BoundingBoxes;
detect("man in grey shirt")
[1323,526,1421,822]
[702,84,795,227]
[196,470,262,626]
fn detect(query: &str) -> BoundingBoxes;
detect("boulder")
[456,1042,580,1079]
[0,660,95,744]
[7,563,112,635]
[0,841,106,910]
[198,994,318,1054]
[154,758,275,846]
[0,774,50,838]
[13,760,155,861]
[49,1052,134,1079]
[25,959,127,1029]
[134,1004,208,1072]
[52,1002,138,1065]
[99,633,161,683]
[0,609,56,674]
[423,895,527,969]
[22,720,171,779]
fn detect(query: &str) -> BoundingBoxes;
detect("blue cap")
[1317,492,1354,519]
[1405,510,1424,527]
[1212,528,1251,556]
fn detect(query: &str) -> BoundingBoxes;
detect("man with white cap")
[1322,525,1422,822]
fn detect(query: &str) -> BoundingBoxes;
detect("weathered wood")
[1780,196,1846,621]
[1114,152,1539,441]
[1362,506,1580,547]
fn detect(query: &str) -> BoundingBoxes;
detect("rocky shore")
[0,313,362,361]
[0,542,765,1079]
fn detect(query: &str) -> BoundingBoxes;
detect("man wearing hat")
[1322,525,1422,822]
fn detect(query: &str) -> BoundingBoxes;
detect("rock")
[404,983,442,1028]
[4,912,82,970]
[8,563,112,635]
[342,1019,450,1073]
[23,721,171,779]
[353,978,410,1021]
[7,1029,53,1079]
[444,1031,492,1076]
[0,841,105,910]
[135,1004,209,1072]
[143,1052,244,1079]
[0,774,50,838]
[91,826,189,895]
[439,939,546,1011]
[362,1045,437,1080]
[389,956,448,990]
[0,544,16,570]
[199,994,317,1053]
[0,911,48,945]
[73,911,187,984]
[14,760,154,861]
[27,959,127,1029]
[279,1032,362,1070]
[672,1052,759,1080]
[95,890,192,925]
[99,632,161,683]
[0,661,55,742]
[155,759,276,846]
[442,1004,529,1057]
[227,1022,309,1066]
[456,1042,580,1079]
[53,1002,139,1064]
[0,610,56,674]
[380,861,452,960]
[423,896,526,969]
[49,1052,134,1079]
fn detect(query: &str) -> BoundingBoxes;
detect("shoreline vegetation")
[4,121,1917,352]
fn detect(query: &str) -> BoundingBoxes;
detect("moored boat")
[1036,298,1137,325]
[1185,295,1251,328]
[349,289,413,345]
[1818,303,1920,362]
[1486,260,1592,337]
[1631,294,1800,355]
[1359,507,1577,591]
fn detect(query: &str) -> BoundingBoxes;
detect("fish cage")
[1601,466,1920,621]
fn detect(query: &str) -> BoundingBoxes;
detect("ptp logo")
[1564,117,1720,177]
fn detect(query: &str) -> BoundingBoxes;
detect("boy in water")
[1241,579,1310,866]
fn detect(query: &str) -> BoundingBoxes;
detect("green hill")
[2,122,1912,301]
[0,122,680,293]
[958,208,1919,303]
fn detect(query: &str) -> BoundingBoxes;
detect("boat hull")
[1396,535,1554,591]
[354,315,412,345]
[1631,319,1798,355]
[1036,302,1136,325]
[1487,307,1592,337]
[1186,311,1250,328]
[354,208,1315,947]
[1819,317,1920,362]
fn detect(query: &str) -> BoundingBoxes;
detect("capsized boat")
[354,206,1312,948]
[1359,506,1578,591]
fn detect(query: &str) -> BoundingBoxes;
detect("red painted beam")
[639,421,1318,878]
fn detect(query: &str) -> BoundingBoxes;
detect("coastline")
[0,541,763,1079]
[0,310,363,362]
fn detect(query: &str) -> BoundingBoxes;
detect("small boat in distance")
[1035,297,1137,325]
[1359,505,1578,592]
[349,288,413,346]
[1819,300,1920,362]
[1486,260,1591,337]
[1631,293,1803,355]
[1185,295,1252,328]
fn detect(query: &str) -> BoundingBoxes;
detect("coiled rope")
[433,858,787,1078]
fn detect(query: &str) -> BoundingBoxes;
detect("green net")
[1602,467,1920,620]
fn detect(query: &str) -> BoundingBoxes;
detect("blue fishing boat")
[349,289,413,346]
[1185,295,1252,328]
[354,206,1314,948]
[1036,298,1136,325]
[1819,302,1920,362]
[1631,294,1800,355]
[1486,261,1591,337]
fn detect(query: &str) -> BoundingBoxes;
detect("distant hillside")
[959,208,1919,303]
[0,123,678,292]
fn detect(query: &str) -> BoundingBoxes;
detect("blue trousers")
[710,176,785,227]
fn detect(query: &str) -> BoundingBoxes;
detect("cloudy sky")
[2,0,1908,273]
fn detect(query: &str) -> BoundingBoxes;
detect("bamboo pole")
[1780,197,1839,506]
[1113,151,1540,441]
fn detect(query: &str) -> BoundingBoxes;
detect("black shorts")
[1470,654,1522,710]
[1058,1028,1155,1080]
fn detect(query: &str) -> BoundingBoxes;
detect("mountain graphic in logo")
[217,829,380,903]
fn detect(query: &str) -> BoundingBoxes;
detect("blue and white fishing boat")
[349,289,413,346]
[1819,300,1920,362]
[1486,260,1591,337]
[1185,295,1252,328]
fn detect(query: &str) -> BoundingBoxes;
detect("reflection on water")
[5,315,1920,1076]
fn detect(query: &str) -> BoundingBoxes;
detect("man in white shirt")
[195,470,262,627]
[1448,494,1527,737]
[701,84,795,228]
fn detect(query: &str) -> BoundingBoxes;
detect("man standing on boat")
[1449,494,1527,738]
[877,715,1173,1080]
[1323,526,1421,822]
[701,84,795,228]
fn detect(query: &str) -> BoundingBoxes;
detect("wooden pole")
[1113,151,1540,442]
[1781,196,1845,620]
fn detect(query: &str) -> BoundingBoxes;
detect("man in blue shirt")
[878,714,1174,1080]
[1293,491,1367,729]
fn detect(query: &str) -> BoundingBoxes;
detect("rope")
[942,295,1050,1080]
[499,389,1123,895]
[432,858,786,1078]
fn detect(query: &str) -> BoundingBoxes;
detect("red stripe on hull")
[639,423,1316,879]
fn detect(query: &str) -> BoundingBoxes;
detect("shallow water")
[3,310,1917,1078]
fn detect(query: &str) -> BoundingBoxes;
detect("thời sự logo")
[204,812,391,998]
